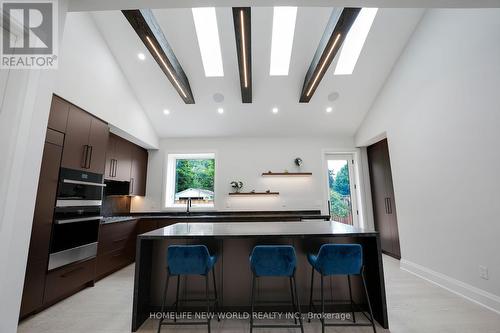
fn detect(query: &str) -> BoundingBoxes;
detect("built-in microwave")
[56,168,105,207]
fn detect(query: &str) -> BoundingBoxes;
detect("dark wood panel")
[61,106,92,171]
[367,139,401,259]
[98,220,137,255]
[87,117,109,174]
[114,135,132,182]
[47,95,69,133]
[27,142,62,262]
[96,247,134,279]
[45,128,64,146]
[44,258,96,304]
[20,259,47,318]
[130,145,148,196]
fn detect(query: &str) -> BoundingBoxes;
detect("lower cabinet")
[44,258,96,304]
[96,220,138,280]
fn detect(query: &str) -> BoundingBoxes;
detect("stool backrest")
[167,245,211,275]
[316,244,363,275]
[250,245,296,277]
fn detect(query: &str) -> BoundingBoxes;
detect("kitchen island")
[131,221,388,331]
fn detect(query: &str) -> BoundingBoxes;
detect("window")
[165,153,215,208]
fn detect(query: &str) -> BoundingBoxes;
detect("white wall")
[55,12,159,149]
[0,2,68,332]
[131,136,361,215]
[356,9,500,310]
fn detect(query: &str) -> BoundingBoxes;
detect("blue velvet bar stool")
[307,244,376,333]
[249,245,304,333]
[157,245,220,333]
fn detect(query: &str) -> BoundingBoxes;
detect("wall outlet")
[479,265,489,280]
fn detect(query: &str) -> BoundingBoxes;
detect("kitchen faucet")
[186,197,192,214]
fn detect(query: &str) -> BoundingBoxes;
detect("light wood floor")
[18,256,500,333]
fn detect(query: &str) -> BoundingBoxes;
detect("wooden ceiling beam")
[232,7,252,103]
[299,8,360,103]
[122,9,195,104]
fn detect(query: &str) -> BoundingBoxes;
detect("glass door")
[325,154,357,225]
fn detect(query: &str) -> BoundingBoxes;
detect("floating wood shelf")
[262,172,312,176]
[229,192,279,196]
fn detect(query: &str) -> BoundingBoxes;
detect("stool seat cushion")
[308,244,363,275]
[249,245,296,277]
[167,245,217,276]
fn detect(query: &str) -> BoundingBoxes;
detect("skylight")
[192,7,224,77]
[334,8,378,75]
[269,6,297,76]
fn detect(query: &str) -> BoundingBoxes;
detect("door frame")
[321,150,363,227]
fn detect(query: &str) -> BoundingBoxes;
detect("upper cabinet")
[105,134,132,182]
[61,105,109,174]
[105,133,148,196]
[47,95,69,133]
[130,144,148,196]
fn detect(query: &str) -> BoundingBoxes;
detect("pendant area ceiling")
[91,7,424,138]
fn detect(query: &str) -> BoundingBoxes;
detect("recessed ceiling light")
[326,107,333,113]
[163,109,170,115]
[270,7,297,76]
[272,107,279,114]
[192,8,224,77]
[217,107,224,114]
[334,8,378,75]
[137,53,146,60]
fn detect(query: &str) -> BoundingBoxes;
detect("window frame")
[164,152,217,210]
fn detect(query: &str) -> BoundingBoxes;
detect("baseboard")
[400,259,500,315]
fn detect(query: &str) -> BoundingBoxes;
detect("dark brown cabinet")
[96,220,137,280]
[130,145,148,196]
[367,139,401,259]
[20,130,63,317]
[61,106,109,174]
[105,134,132,181]
[47,95,69,133]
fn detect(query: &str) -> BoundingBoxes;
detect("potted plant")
[230,181,243,193]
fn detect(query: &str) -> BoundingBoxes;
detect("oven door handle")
[63,179,106,187]
[55,216,103,224]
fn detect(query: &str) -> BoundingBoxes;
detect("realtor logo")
[1,1,58,68]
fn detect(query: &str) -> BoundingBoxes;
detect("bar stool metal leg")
[174,275,180,323]
[361,268,377,333]
[289,277,298,324]
[250,275,256,333]
[292,275,305,333]
[158,271,170,333]
[212,269,221,322]
[320,274,325,333]
[205,275,211,333]
[347,275,356,323]
[308,267,314,323]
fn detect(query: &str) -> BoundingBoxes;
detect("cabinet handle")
[87,145,93,169]
[113,237,127,243]
[387,197,392,214]
[82,145,89,169]
[109,159,114,177]
[384,198,389,214]
[112,159,117,177]
[129,178,134,195]
[61,266,84,278]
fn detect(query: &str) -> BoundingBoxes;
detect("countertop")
[139,221,377,239]
[101,210,329,224]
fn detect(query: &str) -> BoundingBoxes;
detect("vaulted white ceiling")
[91,7,424,138]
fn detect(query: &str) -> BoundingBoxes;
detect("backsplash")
[102,196,131,216]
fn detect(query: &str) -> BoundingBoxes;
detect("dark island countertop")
[139,221,376,239]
